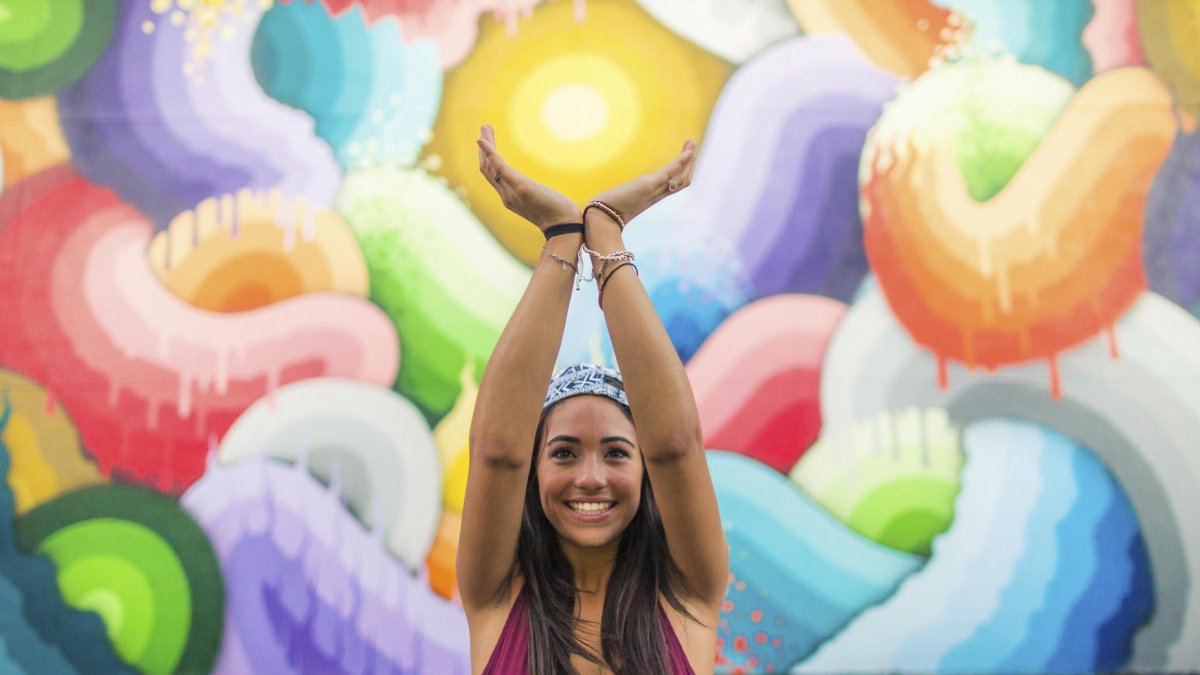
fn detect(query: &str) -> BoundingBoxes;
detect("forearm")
[469,233,582,463]
[586,214,703,459]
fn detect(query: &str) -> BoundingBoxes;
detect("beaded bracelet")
[598,262,638,309]
[583,200,625,230]
[542,222,584,240]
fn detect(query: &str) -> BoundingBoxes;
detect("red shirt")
[482,585,696,674]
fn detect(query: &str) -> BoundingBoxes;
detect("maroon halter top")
[481,585,696,674]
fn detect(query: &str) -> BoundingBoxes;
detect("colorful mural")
[1,0,1198,673]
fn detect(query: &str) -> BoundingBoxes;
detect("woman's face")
[537,395,643,550]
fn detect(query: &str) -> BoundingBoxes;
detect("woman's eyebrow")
[545,435,634,447]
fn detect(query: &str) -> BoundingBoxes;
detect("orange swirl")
[147,190,369,312]
[861,68,1179,393]
[787,0,968,79]
[0,97,70,188]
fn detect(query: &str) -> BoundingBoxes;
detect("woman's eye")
[551,448,574,459]
[607,448,630,459]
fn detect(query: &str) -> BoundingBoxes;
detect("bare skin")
[458,125,728,674]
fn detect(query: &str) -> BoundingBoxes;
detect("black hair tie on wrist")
[543,222,584,240]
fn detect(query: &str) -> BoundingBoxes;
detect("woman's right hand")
[477,124,581,232]
[588,139,696,228]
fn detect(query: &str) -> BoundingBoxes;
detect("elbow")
[467,418,510,462]
[641,429,705,465]
[467,435,531,471]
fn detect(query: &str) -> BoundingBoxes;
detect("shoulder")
[465,571,525,618]
[466,575,527,671]
[660,592,721,675]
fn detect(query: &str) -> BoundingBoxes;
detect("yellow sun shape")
[425,0,731,265]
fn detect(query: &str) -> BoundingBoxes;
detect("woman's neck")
[560,538,620,596]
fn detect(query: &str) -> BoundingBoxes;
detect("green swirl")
[338,166,529,422]
[790,408,964,556]
[16,485,223,674]
[0,0,115,99]
[872,60,1073,202]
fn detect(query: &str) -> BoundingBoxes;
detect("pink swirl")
[688,295,846,473]
[0,167,398,492]
[1083,0,1144,72]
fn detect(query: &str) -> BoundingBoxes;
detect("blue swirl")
[709,451,921,669]
[936,0,1094,85]
[796,419,1153,672]
[252,2,441,169]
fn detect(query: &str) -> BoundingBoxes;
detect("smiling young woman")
[457,125,729,675]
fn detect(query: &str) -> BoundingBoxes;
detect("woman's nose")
[574,454,605,488]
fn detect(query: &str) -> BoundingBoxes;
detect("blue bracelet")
[543,222,584,239]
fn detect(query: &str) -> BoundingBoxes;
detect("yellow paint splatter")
[149,0,263,80]
[433,362,478,513]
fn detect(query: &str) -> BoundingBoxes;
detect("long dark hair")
[509,398,699,675]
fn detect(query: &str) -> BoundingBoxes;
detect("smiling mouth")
[566,501,615,516]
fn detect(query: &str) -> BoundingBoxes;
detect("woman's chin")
[554,524,623,551]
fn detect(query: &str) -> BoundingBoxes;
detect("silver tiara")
[544,363,629,410]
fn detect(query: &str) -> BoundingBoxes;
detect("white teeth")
[568,502,614,515]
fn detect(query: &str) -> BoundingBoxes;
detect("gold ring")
[494,173,502,183]
[667,178,678,192]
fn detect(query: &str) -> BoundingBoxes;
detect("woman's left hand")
[589,140,697,226]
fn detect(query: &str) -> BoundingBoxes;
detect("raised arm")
[458,125,583,610]
[585,142,730,605]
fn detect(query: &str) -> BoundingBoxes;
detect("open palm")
[591,140,697,225]
[477,125,581,232]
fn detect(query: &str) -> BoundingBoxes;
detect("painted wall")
[1,0,1197,673]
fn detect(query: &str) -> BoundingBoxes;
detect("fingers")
[477,124,504,177]
[671,140,697,191]
[679,139,698,186]
[477,136,511,186]
[477,125,491,175]
[476,129,531,213]
[479,148,520,216]
[478,124,527,185]
[656,140,696,193]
